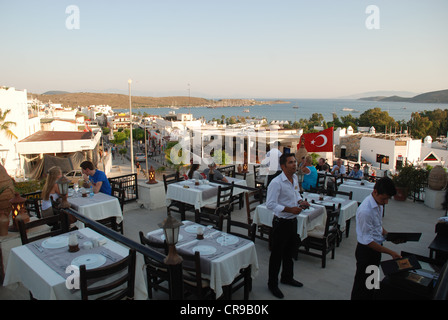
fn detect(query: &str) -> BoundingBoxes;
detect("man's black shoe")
[268,285,284,298]
[280,279,303,287]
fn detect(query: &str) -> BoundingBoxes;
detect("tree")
[358,108,396,132]
[0,109,17,140]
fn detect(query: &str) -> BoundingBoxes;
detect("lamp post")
[158,210,183,265]
[129,79,135,174]
[56,175,71,209]
[10,192,29,231]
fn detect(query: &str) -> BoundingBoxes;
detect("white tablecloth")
[166,178,248,210]
[303,192,358,232]
[146,221,258,298]
[253,204,326,240]
[338,182,374,203]
[3,228,147,300]
[68,192,123,228]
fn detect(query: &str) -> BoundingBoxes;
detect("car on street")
[64,169,83,183]
[135,153,146,162]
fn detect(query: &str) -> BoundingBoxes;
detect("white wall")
[0,87,40,176]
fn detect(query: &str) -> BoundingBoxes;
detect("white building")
[0,87,40,177]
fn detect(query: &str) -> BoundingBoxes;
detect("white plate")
[192,245,217,256]
[41,236,69,249]
[216,234,239,246]
[71,254,107,270]
[185,225,201,233]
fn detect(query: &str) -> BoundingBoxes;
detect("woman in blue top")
[301,155,318,191]
[80,160,112,195]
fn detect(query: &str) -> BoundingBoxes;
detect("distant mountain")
[30,92,213,109]
[359,89,448,104]
[339,91,419,99]
[42,90,71,95]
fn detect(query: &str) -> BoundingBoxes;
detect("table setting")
[253,204,326,240]
[3,228,148,300]
[303,192,358,232]
[146,220,258,298]
[337,179,374,203]
[166,177,248,210]
[67,191,123,229]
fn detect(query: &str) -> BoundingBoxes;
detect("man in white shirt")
[351,177,402,300]
[266,153,310,298]
[261,141,282,187]
[331,158,347,176]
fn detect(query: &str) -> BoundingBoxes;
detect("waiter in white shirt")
[261,141,283,187]
[351,177,402,300]
[266,153,310,299]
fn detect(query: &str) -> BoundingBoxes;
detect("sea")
[115,98,448,124]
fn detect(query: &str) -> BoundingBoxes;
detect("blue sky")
[1,0,447,99]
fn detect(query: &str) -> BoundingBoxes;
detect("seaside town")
[0,85,447,303]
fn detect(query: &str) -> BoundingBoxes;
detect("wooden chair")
[298,203,341,268]
[179,251,213,299]
[93,216,124,234]
[139,231,170,299]
[253,164,266,190]
[332,190,353,238]
[111,182,125,213]
[201,183,234,217]
[163,172,194,220]
[18,213,69,245]
[24,197,42,218]
[79,248,136,300]
[223,217,256,300]
[217,165,236,178]
[245,189,271,243]
[194,211,224,231]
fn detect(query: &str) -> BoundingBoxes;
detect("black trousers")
[268,216,298,287]
[351,243,382,300]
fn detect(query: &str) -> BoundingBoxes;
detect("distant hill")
[359,89,448,103]
[28,92,279,109]
[29,92,213,109]
[42,91,71,95]
[339,91,418,99]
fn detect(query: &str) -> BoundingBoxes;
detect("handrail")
[60,208,184,299]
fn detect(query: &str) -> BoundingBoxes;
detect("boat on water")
[243,109,250,113]
[342,107,360,113]
[292,105,299,109]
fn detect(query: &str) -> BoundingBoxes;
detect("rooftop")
[1,158,446,301]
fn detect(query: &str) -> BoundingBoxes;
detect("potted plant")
[392,164,428,201]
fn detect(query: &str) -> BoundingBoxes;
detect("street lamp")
[128,79,134,174]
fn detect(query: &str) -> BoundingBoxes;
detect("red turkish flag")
[298,127,334,152]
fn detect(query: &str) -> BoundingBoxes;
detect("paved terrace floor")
[1,157,446,300]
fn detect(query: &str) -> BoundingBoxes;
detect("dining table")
[165,176,248,211]
[2,227,148,300]
[253,203,326,240]
[302,192,358,234]
[337,179,375,203]
[68,191,123,229]
[145,220,258,299]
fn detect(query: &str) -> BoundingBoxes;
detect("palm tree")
[0,109,17,140]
